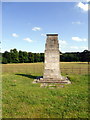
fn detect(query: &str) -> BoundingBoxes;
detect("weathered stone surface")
[43,34,62,82]
[34,33,71,84]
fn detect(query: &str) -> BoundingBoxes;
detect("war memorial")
[34,34,71,84]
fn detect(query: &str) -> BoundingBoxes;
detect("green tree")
[10,49,19,63]
[40,53,44,62]
[28,52,34,63]
[23,51,28,63]
[33,53,40,62]
[2,51,11,63]
[33,53,37,62]
[2,57,8,64]
[36,53,40,62]
[19,50,24,63]
[79,50,89,62]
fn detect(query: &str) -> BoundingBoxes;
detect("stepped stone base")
[33,76,71,84]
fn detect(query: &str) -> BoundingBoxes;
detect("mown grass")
[2,62,89,118]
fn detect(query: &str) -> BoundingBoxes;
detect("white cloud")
[72,21,83,24]
[70,46,88,52]
[59,40,67,48]
[77,2,88,11]
[59,40,67,52]
[72,37,87,42]
[12,33,19,37]
[32,27,41,31]
[23,38,33,42]
[41,34,46,37]
[70,46,79,49]
[80,46,88,50]
[86,0,90,2]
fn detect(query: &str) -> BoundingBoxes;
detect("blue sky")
[2,2,88,53]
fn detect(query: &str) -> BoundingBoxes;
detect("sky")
[2,2,88,53]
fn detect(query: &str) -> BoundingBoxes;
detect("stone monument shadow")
[16,73,40,79]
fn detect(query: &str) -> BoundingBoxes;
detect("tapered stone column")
[34,33,71,84]
[43,34,62,82]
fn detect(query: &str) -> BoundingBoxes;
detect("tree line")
[61,50,90,62]
[1,48,90,64]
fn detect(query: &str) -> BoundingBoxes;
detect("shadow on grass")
[16,73,39,79]
[15,74,43,79]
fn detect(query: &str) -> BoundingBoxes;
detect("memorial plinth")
[33,34,71,84]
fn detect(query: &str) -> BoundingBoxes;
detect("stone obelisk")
[34,33,71,84]
[43,34,62,82]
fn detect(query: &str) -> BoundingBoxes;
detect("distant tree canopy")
[60,50,90,62]
[2,49,44,64]
[1,48,90,64]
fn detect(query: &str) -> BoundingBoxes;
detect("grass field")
[2,62,89,118]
